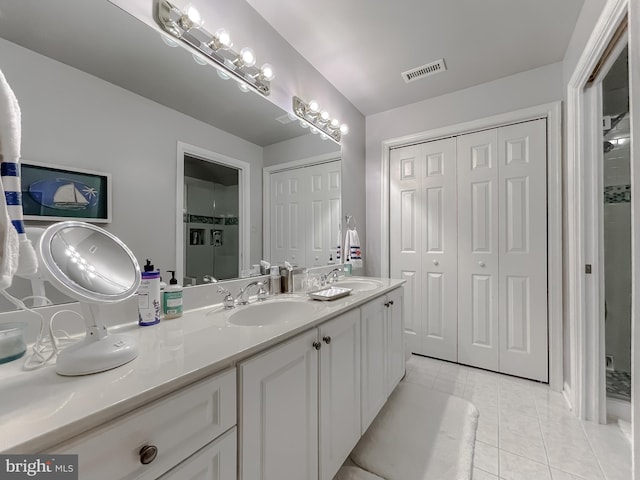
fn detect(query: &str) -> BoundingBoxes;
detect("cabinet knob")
[388,300,394,306]
[384,301,390,307]
[313,341,321,350]
[322,336,331,344]
[478,261,485,267]
[139,445,158,465]
[433,259,439,266]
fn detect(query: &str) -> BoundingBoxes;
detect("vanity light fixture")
[292,96,348,144]
[156,0,275,96]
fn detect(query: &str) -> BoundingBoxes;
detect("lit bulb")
[237,82,250,93]
[65,249,72,257]
[160,33,179,48]
[68,246,76,252]
[89,272,96,279]
[320,111,330,122]
[340,124,349,135]
[71,257,78,264]
[217,69,230,80]
[330,118,339,128]
[300,120,309,128]
[180,4,203,30]
[214,28,232,49]
[260,63,275,81]
[239,47,256,67]
[320,133,328,140]
[308,100,320,113]
[79,264,86,271]
[310,127,319,134]
[192,53,207,65]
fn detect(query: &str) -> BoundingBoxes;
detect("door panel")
[458,129,499,371]
[498,119,548,381]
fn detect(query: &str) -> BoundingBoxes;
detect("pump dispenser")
[163,270,183,319]
[138,259,161,326]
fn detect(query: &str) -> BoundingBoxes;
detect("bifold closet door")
[390,138,458,361]
[497,120,548,382]
[270,169,306,266]
[457,129,500,371]
[306,161,341,267]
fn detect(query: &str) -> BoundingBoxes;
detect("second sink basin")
[331,278,383,292]
[227,298,318,327]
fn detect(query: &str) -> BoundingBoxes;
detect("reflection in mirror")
[184,156,239,285]
[0,0,340,313]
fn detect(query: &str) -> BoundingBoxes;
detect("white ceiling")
[247,0,585,116]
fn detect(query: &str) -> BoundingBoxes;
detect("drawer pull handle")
[323,336,331,344]
[313,341,321,350]
[139,445,158,465]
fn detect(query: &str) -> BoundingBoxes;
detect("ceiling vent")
[275,113,296,124]
[401,59,447,83]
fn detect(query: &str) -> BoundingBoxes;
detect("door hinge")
[585,264,592,274]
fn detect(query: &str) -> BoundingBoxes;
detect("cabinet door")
[239,329,318,480]
[159,427,236,480]
[457,129,500,371]
[319,309,361,480]
[360,297,388,433]
[386,288,405,394]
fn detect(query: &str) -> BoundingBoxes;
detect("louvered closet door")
[498,120,548,382]
[457,129,500,372]
[390,138,458,361]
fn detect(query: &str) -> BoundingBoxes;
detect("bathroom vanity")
[0,277,404,480]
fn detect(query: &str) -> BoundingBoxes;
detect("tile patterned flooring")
[405,355,632,480]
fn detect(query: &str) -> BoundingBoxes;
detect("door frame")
[380,101,562,391]
[565,0,629,422]
[262,152,342,263]
[176,141,251,282]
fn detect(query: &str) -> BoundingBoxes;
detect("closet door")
[270,169,306,267]
[457,129,500,371]
[498,119,548,382]
[390,139,458,361]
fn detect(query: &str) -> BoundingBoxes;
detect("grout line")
[531,382,555,479]
[578,420,609,480]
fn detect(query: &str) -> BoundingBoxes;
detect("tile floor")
[404,355,632,480]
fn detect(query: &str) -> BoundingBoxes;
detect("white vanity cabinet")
[360,287,405,432]
[239,309,361,480]
[50,368,237,480]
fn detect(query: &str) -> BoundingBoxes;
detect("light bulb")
[217,69,230,80]
[209,28,232,50]
[310,127,319,134]
[260,63,275,81]
[330,118,339,128]
[320,111,330,122]
[300,120,309,128]
[237,82,250,93]
[239,47,256,67]
[180,4,203,30]
[308,100,320,113]
[192,53,207,65]
[160,33,178,48]
[321,133,328,140]
[340,124,349,135]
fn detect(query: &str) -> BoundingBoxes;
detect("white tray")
[308,286,353,301]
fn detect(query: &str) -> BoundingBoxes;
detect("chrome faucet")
[203,275,218,283]
[236,281,268,305]
[321,268,343,286]
[217,287,235,310]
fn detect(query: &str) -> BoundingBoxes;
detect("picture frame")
[20,161,112,223]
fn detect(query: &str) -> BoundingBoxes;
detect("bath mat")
[349,382,479,480]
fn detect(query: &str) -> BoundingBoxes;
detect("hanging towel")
[344,227,363,270]
[0,69,37,288]
[336,224,342,262]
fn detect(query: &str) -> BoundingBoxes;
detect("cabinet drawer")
[159,427,237,480]
[52,368,236,480]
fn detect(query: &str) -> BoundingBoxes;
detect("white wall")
[0,38,263,285]
[365,62,564,277]
[263,134,340,168]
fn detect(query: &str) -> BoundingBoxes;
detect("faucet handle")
[217,287,235,309]
[257,282,268,301]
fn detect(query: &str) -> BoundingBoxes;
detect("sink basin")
[227,298,318,327]
[331,279,383,292]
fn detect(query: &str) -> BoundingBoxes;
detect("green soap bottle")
[163,270,183,319]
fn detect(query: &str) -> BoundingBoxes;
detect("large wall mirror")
[0,0,340,310]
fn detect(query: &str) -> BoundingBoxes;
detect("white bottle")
[139,259,161,326]
[163,270,183,319]
[270,265,281,295]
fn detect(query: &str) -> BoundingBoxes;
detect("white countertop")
[0,277,404,453]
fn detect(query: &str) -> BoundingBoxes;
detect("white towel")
[0,69,37,288]
[344,228,363,270]
[336,224,342,262]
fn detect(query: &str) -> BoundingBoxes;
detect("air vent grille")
[401,59,447,83]
[275,113,296,124]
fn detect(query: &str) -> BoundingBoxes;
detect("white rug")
[348,382,479,480]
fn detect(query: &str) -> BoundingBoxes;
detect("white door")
[360,297,388,432]
[457,129,500,371]
[319,309,361,480]
[390,138,458,361]
[270,169,306,267]
[306,161,342,267]
[497,120,548,381]
[239,329,318,480]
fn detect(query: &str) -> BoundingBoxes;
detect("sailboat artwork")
[28,178,99,211]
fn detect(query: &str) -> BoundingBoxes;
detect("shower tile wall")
[604,118,631,400]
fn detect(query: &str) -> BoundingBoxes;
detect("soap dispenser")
[139,259,161,326]
[163,270,183,319]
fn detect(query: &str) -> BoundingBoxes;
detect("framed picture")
[20,161,112,223]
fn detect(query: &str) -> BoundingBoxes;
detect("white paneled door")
[390,138,458,362]
[390,119,548,381]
